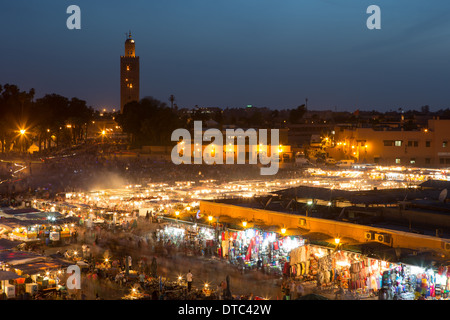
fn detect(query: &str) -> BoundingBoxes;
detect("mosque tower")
[120,31,140,113]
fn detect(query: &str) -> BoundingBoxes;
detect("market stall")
[9,226,38,242]
[289,243,450,300]
[220,228,304,275]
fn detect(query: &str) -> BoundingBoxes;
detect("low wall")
[141,146,173,154]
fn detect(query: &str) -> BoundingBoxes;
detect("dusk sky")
[2,0,450,112]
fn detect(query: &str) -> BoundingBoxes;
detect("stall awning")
[0,270,21,281]
[13,260,65,275]
[303,232,333,242]
[0,251,44,264]
[273,185,444,205]
[286,227,309,236]
[0,238,21,251]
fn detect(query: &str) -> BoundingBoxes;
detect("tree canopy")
[116,96,184,146]
[0,83,95,152]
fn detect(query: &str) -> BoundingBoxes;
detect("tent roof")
[13,260,65,275]
[0,238,21,251]
[0,251,44,264]
[0,270,21,280]
[273,186,444,205]
[419,180,450,190]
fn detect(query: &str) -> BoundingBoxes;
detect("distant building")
[327,118,450,167]
[287,123,334,148]
[86,118,125,140]
[175,128,292,163]
[120,32,140,113]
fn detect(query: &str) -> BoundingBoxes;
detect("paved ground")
[42,230,287,300]
[40,223,378,300]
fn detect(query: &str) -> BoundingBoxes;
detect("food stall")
[9,226,38,242]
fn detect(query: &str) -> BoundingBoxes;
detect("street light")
[334,238,341,250]
[19,129,26,152]
[101,130,106,144]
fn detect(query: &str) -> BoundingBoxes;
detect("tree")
[0,84,35,152]
[289,104,307,124]
[116,97,184,146]
[421,105,430,114]
[115,101,142,145]
[35,94,70,149]
[67,97,94,144]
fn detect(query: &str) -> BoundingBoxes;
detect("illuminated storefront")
[289,244,450,300]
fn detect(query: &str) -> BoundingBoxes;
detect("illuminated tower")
[120,31,140,113]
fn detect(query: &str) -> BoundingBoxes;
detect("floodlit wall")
[199,200,449,253]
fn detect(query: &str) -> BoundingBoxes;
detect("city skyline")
[1,1,450,111]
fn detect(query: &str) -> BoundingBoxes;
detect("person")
[257,257,262,270]
[82,244,87,258]
[290,281,296,299]
[139,273,145,284]
[186,270,193,292]
[86,246,91,261]
[285,282,290,300]
[150,257,157,277]
[128,256,132,270]
[220,280,226,300]
[72,230,78,243]
[115,273,121,286]
[335,286,343,300]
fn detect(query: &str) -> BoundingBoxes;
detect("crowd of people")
[21,215,270,300]
[1,141,307,199]
[0,142,313,300]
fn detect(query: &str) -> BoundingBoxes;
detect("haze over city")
[4,0,450,307]
[2,0,450,111]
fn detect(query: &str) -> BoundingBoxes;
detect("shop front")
[156,220,217,256]
[289,244,450,300]
[220,228,304,276]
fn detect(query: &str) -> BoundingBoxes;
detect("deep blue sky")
[1,0,450,112]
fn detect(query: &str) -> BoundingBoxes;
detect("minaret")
[120,31,140,113]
